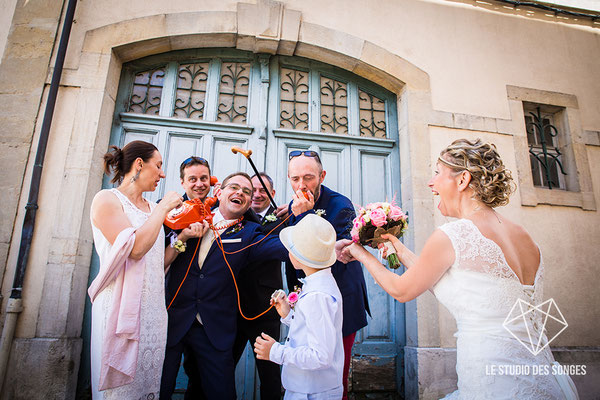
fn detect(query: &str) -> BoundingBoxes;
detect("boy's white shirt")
[269,268,344,395]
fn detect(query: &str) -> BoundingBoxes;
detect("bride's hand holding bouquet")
[378,234,407,262]
[349,202,408,269]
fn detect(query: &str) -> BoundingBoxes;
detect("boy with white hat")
[254,214,344,399]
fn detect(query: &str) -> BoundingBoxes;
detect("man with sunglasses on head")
[285,150,370,400]
[160,171,291,400]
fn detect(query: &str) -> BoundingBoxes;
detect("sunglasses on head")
[288,150,321,163]
[182,156,209,166]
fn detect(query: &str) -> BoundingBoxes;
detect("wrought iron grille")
[526,107,567,189]
[320,76,348,134]
[174,62,209,119]
[127,67,165,115]
[217,62,250,123]
[279,67,309,130]
[359,89,386,138]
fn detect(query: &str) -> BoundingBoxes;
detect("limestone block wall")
[0,0,64,325]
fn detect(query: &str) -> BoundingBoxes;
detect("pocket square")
[220,238,242,243]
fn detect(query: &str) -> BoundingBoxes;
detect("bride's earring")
[130,169,140,183]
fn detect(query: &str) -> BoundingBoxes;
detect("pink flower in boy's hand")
[351,229,359,243]
[370,209,387,227]
[389,205,405,221]
[288,292,299,306]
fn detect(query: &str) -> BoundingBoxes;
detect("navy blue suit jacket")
[286,185,370,336]
[165,216,288,351]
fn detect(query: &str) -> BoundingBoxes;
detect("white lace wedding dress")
[90,189,167,399]
[434,219,578,400]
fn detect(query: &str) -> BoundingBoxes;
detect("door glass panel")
[127,67,165,115]
[279,67,309,130]
[174,62,210,120]
[358,89,387,138]
[217,62,251,123]
[320,76,348,134]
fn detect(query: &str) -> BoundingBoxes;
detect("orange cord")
[166,236,201,311]
[222,214,292,255]
[166,213,293,321]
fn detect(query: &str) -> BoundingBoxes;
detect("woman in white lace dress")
[90,141,183,399]
[337,139,578,399]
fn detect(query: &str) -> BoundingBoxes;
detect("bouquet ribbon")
[364,225,405,248]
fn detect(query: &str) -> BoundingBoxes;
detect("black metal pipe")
[11,0,78,299]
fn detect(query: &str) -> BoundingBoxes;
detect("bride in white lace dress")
[90,141,182,399]
[336,138,578,399]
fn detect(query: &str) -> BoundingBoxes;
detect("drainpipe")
[0,0,78,392]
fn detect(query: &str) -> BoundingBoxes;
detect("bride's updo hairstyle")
[438,138,515,208]
[103,140,158,184]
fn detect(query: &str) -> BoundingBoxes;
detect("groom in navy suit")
[284,151,370,400]
[160,172,289,400]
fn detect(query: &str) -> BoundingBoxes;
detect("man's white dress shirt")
[269,268,344,399]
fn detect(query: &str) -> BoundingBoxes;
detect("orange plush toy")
[164,176,219,230]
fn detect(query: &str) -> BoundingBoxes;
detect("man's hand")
[336,239,370,263]
[274,204,289,219]
[291,189,314,216]
[178,220,210,242]
[254,332,276,360]
[335,239,356,264]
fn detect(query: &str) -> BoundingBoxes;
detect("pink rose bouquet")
[350,202,408,269]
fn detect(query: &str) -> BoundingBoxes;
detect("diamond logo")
[502,298,568,356]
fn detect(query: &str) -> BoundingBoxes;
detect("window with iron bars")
[524,104,568,190]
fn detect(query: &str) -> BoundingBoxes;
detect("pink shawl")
[88,227,145,391]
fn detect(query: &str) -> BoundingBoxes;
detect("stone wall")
[0,0,63,322]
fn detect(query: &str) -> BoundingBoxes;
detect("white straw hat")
[279,214,337,269]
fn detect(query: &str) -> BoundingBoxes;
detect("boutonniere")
[288,285,302,309]
[226,222,244,235]
[315,209,326,218]
[263,213,277,225]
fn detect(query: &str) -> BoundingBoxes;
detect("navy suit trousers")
[160,320,236,400]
